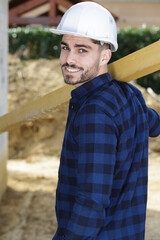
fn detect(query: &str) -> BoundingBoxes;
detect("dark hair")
[91,39,111,50]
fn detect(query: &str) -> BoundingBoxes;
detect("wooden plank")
[0,85,74,133]
[9,16,61,26]
[0,41,159,133]
[9,0,49,16]
[21,3,50,18]
[108,40,160,82]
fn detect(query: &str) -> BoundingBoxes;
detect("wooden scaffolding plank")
[0,41,159,133]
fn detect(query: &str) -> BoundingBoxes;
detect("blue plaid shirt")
[53,73,160,240]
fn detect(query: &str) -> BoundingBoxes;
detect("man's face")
[60,35,106,86]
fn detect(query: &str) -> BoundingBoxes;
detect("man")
[50,2,160,239]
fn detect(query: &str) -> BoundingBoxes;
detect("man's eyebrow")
[60,41,92,49]
[61,41,68,47]
[74,44,92,49]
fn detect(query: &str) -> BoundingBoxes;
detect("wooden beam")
[108,40,160,82]
[21,3,50,18]
[9,16,61,26]
[0,85,74,133]
[56,0,72,10]
[0,41,159,133]
[9,0,49,16]
[49,0,57,17]
[49,0,57,26]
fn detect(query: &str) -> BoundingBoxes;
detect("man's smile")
[62,63,84,75]
[65,67,81,73]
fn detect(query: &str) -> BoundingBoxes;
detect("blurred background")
[0,1,160,240]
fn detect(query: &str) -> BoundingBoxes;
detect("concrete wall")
[0,0,8,200]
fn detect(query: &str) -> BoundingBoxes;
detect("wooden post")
[0,0,8,200]
[49,0,57,26]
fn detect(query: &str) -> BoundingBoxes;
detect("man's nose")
[66,51,76,65]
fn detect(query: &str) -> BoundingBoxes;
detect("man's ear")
[100,49,112,66]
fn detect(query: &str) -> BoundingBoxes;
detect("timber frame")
[9,0,119,27]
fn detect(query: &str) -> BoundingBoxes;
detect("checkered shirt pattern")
[52,73,160,240]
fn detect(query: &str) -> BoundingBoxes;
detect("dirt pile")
[8,55,68,159]
[8,55,160,158]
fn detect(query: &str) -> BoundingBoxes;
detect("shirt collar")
[71,72,112,102]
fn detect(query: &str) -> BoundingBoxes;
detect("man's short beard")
[61,63,100,86]
[63,71,92,85]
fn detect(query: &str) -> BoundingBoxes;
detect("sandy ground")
[0,56,160,240]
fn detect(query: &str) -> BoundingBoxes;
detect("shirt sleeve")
[147,107,160,137]
[128,82,160,138]
[63,103,118,240]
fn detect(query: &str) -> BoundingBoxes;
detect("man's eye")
[79,49,87,53]
[61,46,69,50]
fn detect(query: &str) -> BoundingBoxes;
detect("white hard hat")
[50,2,118,52]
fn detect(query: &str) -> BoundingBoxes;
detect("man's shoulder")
[85,80,139,117]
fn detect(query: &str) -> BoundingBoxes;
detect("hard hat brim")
[50,28,118,52]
